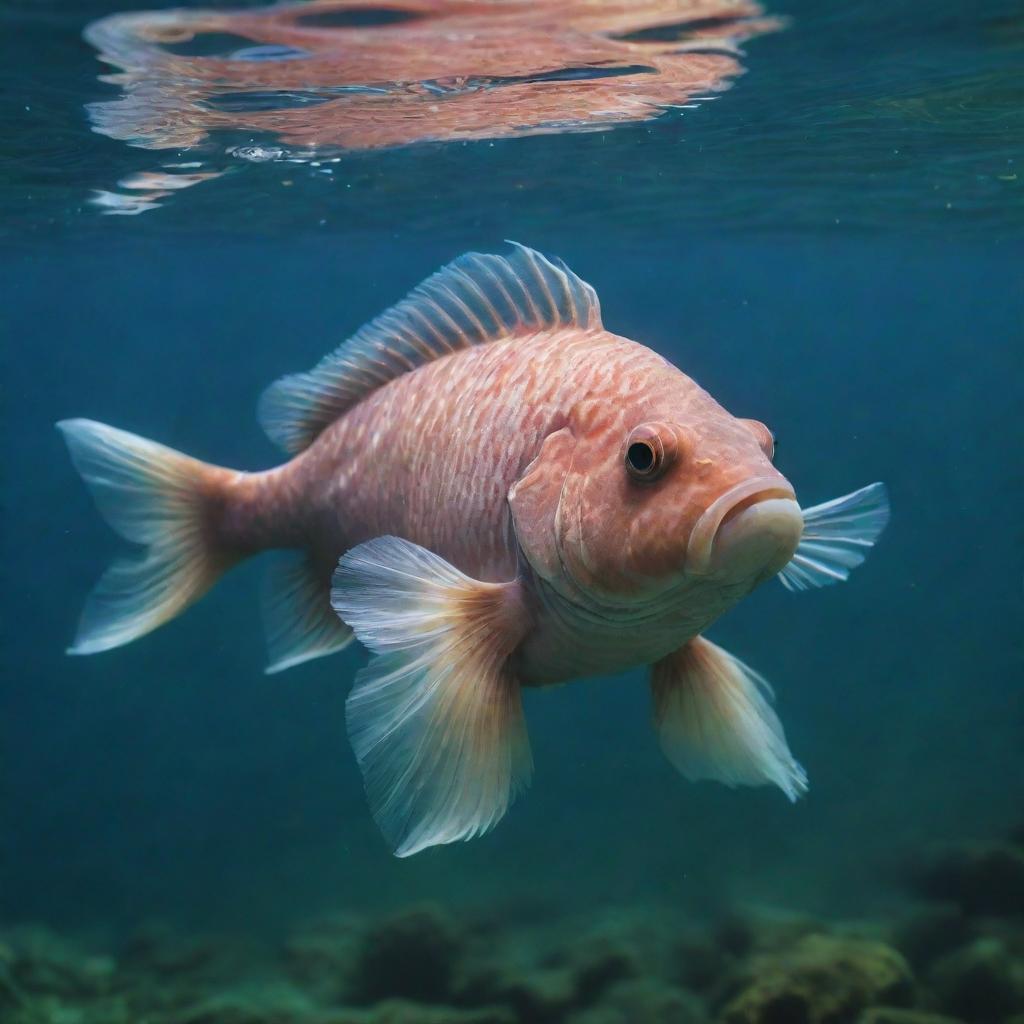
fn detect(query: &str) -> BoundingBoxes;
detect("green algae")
[4,827,1024,1024]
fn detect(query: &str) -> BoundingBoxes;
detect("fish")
[58,243,890,857]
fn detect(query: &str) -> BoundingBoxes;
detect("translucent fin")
[57,419,233,654]
[780,482,890,592]
[651,636,807,802]
[263,554,353,674]
[259,242,602,454]
[330,536,531,857]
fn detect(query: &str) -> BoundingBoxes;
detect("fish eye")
[626,441,657,474]
[623,423,677,481]
[740,419,775,461]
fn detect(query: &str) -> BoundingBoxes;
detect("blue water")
[2,0,1022,997]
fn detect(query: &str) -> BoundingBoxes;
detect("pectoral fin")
[651,637,807,802]
[330,537,532,857]
[780,482,890,591]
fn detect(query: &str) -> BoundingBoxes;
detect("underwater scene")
[3,0,1023,1021]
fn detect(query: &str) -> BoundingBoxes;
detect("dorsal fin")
[258,242,602,454]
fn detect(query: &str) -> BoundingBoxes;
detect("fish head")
[510,375,802,611]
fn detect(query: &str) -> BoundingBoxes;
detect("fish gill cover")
[82,0,782,209]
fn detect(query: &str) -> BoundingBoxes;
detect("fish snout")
[686,477,801,579]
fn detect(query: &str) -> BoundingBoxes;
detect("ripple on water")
[83,0,783,155]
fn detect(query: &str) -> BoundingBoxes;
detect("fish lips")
[686,477,801,579]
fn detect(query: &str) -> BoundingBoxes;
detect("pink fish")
[59,245,889,856]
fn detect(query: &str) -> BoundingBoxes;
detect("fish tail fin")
[57,418,240,655]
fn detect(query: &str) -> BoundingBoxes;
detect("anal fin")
[330,537,532,857]
[651,636,806,802]
[264,553,353,674]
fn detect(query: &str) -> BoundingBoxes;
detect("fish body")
[222,327,776,682]
[222,328,595,586]
[59,245,889,856]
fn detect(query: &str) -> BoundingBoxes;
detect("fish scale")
[259,330,620,582]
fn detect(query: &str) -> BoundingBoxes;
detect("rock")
[460,915,647,1020]
[675,932,731,994]
[567,932,641,1003]
[564,1010,622,1024]
[160,981,318,1024]
[2,995,88,1024]
[910,843,1024,917]
[928,937,1024,1021]
[5,926,116,999]
[715,908,827,959]
[453,1009,518,1024]
[889,905,970,971]
[167,1000,301,1024]
[593,974,712,1024]
[283,914,364,1002]
[316,1003,517,1024]
[354,904,462,1004]
[119,923,249,982]
[857,1010,964,1024]
[492,966,577,1023]
[364,1003,516,1024]
[719,934,914,1024]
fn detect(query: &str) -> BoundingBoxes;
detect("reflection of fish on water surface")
[89,168,226,215]
[58,245,889,857]
[84,0,784,153]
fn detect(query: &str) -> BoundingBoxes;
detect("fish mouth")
[686,477,799,577]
